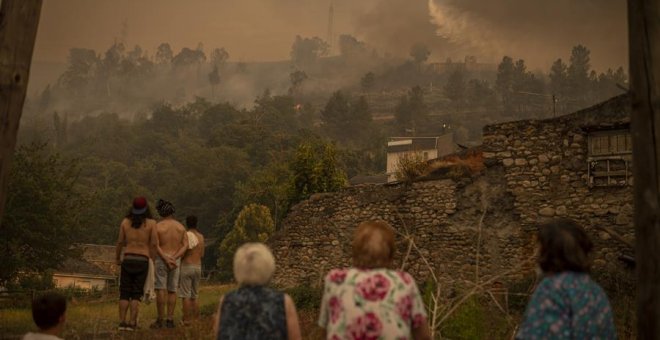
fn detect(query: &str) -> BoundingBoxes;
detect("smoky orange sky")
[33,0,628,70]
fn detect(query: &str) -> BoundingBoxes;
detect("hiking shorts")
[120,254,149,301]
[178,264,202,299]
[154,256,180,292]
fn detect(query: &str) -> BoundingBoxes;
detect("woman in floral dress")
[517,218,616,339]
[318,220,431,340]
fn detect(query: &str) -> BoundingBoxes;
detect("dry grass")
[426,150,484,177]
[0,284,232,339]
[298,309,324,340]
[395,152,429,182]
[396,149,485,183]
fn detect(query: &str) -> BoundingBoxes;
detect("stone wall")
[270,169,528,287]
[270,95,633,287]
[482,94,633,272]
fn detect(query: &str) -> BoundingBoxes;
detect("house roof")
[387,137,439,153]
[80,244,116,263]
[56,258,114,278]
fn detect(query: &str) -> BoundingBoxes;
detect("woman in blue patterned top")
[212,243,302,340]
[517,218,616,339]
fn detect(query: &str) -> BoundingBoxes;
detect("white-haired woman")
[213,243,302,340]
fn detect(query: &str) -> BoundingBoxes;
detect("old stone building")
[269,95,633,288]
[481,94,633,269]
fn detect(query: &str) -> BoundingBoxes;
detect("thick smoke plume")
[356,0,627,70]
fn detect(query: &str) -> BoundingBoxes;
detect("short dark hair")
[32,292,66,330]
[186,215,198,229]
[537,218,593,273]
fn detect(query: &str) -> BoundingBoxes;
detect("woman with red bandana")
[318,220,431,340]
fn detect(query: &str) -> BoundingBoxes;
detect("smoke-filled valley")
[5,0,630,290]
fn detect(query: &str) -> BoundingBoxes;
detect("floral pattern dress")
[516,272,616,340]
[318,268,427,340]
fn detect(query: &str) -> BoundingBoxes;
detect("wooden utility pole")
[0,0,43,222]
[629,0,660,338]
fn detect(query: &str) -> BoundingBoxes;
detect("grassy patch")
[284,285,322,311]
[440,295,513,340]
[0,284,231,339]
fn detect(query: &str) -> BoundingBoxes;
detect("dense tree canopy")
[0,144,85,285]
[320,91,372,144]
[290,35,329,67]
[395,86,428,134]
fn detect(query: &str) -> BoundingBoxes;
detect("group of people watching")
[115,197,205,331]
[24,197,617,339]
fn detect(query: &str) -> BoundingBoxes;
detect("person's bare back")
[156,218,187,265]
[120,218,156,258]
[182,230,204,266]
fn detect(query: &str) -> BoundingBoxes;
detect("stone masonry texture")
[269,95,633,289]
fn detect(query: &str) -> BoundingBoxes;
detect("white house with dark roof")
[52,244,118,290]
[386,134,456,182]
[53,258,116,290]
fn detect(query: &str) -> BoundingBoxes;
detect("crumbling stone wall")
[270,95,633,287]
[270,172,527,287]
[482,95,633,272]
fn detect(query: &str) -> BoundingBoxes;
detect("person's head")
[31,292,66,334]
[233,243,276,286]
[537,218,593,274]
[352,220,396,269]
[125,196,152,228]
[186,215,198,229]
[156,199,175,218]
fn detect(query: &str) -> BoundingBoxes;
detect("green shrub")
[441,295,511,340]
[216,204,275,281]
[507,276,536,314]
[200,303,218,317]
[56,286,104,300]
[591,269,636,339]
[284,285,322,311]
[6,271,55,291]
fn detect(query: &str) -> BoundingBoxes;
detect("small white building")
[53,258,116,290]
[386,134,455,182]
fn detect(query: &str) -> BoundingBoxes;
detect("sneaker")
[126,323,137,331]
[150,319,163,329]
[165,319,175,328]
[118,322,129,331]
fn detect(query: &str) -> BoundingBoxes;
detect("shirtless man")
[179,215,205,325]
[115,197,157,331]
[152,199,188,329]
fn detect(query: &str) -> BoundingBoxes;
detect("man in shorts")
[152,199,188,329]
[179,215,205,325]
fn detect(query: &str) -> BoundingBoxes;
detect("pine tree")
[496,56,515,111]
[567,44,592,109]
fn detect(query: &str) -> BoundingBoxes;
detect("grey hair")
[233,243,276,286]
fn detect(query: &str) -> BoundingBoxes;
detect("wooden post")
[628,0,660,338]
[0,0,43,222]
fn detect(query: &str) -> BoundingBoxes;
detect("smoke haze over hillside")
[357,0,627,70]
[35,0,626,71]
